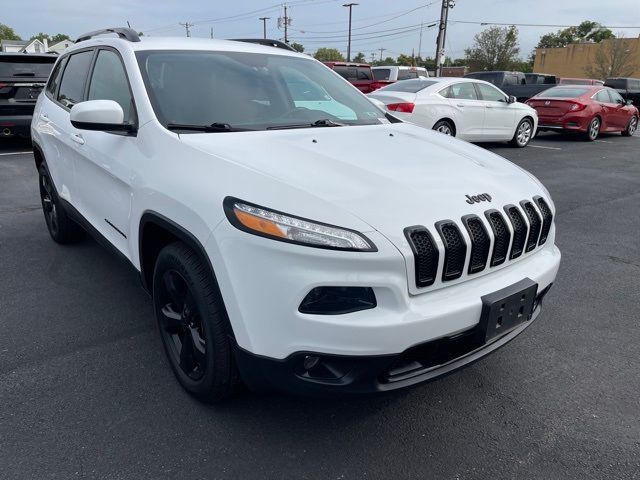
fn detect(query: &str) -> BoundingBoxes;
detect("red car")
[322,62,381,93]
[526,85,639,140]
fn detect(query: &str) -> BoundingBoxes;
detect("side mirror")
[70,100,135,133]
[507,95,517,104]
[626,99,634,105]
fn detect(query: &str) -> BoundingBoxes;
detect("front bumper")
[235,287,550,394]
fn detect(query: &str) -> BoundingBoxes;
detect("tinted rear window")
[539,87,590,98]
[397,69,419,80]
[357,67,372,80]
[333,65,371,81]
[372,69,391,81]
[379,79,437,93]
[465,72,501,85]
[0,56,55,77]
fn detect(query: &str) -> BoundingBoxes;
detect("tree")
[50,33,71,43]
[464,26,520,72]
[396,54,414,66]
[29,32,50,43]
[0,23,21,41]
[313,48,344,62]
[535,21,615,49]
[352,52,366,63]
[291,42,304,53]
[585,37,638,79]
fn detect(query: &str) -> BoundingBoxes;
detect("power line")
[179,21,194,37]
[293,21,438,40]
[451,20,640,29]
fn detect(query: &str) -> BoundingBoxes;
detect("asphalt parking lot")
[1,132,639,479]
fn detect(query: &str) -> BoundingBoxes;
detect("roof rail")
[231,38,296,52]
[75,27,140,43]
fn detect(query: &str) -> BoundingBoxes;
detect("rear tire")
[153,242,240,403]
[432,120,455,136]
[584,117,600,141]
[622,115,638,137]
[38,163,84,244]
[510,117,533,148]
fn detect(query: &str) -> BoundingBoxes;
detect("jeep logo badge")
[465,193,492,204]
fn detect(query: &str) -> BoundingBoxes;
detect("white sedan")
[369,77,538,147]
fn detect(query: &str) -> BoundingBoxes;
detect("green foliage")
[291,42,304,53]
[0,23,21,41]
[535,21,615,49]
[313,48,344,62]
[50,33,71,43]
[465,26,520,72]
[29,32,50,43]
[352,52,366,63]
[396,54,414,66]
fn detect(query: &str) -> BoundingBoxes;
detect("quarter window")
[57,50,94,108]
[475,83,506,102]
[88,50,134,122]
[608,89,624,104]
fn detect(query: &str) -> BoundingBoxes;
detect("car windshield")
[538,87,591,98]
[136,50,385,131]
[378,79,437,93]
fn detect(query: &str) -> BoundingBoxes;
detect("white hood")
[180,122,548,249]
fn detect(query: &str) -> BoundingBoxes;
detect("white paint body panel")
[32,37,559,360]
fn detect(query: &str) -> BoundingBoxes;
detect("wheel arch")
[433,117,457,136]
[32,142,45,171]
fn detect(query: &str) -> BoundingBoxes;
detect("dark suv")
[0,53,56,138]
[604,77,640,106]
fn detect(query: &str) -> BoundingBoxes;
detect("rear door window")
[57,50,94,108]
[608,89,625,104]
[46,57,67,97]
[594,90,610,103]
[448,82,478,100]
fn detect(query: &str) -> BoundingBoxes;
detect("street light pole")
[343,3,358,62]
[259,17,270,39]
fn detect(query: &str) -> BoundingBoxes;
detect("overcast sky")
[4,0,640,60]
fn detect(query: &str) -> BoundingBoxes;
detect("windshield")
[137,50,385,131]
[538,87,591,98]
[378,79,437,93]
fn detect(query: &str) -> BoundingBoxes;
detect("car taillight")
[0,82,8,89]
[387,102,415,113]
[569,102,586,112]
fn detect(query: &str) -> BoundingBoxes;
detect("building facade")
[533,37,640,79]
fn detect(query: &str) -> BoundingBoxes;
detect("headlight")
[224,197,376,251]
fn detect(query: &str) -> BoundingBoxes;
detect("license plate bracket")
[480,278,538,342]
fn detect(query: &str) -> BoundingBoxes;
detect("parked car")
[604,77,640,106]
[464,70,557,102]
[0,53,56,138]
[558,78,604,86]
[369,77,538,147]
[32,28,560,401]
[526,85,638,140]
[322,61,378,93]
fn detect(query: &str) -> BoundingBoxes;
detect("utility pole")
[370,52,376,64]
[259,17,270,39]
[343,3,358,62]
[210,27,214,39]
[278,5,291,44]
[378,47,386,61]
[434,0,454,76]
[179,21,193,37]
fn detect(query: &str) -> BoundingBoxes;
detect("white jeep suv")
[32,28,561,401]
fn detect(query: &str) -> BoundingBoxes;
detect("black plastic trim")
[520,200,542,252]
[484,209,511,267]
[533,195,553,245]
[435,220,467,281]
[404,225,439,288]
[503,204,527,260]
[231,38,297,51]
[461,214,490,274]
[76,27,141,43]
[223,196,377,253]
[70,119,137,134]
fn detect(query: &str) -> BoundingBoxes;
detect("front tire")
[510,118,533,148]
[622,115,638,137]
[584,117,600,141]
[432,120,455,136]
[38,163,84,244]
[153,242,239,402]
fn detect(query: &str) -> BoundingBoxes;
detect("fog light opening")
[298,286,376,315]
[303,355,320,371]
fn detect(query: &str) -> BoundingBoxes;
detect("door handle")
[39,113,49,121]
[456,103,465,108]
[71,133,85,145]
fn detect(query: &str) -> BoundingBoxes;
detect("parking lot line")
[528,144,562,150]
[0,151,32,156]
[595,140,615,144]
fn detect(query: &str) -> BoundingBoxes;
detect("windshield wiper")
[266,118,347,130]
[166,122,241,132]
